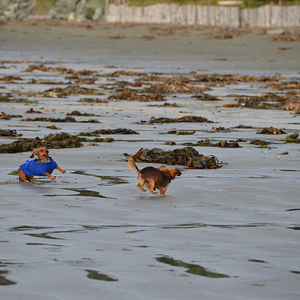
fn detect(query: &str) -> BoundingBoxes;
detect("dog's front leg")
[44,172,56,180]
[159,186,168,197]
[56,166,66,173]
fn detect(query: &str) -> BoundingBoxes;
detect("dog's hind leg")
[145,179,158,194]
[19,169,31,183]
[136,178,146,191]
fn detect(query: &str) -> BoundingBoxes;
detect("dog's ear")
[30,150,37,158]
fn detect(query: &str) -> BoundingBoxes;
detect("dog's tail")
[124,153,141,175]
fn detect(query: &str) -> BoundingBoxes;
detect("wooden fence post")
[105,2,300,27]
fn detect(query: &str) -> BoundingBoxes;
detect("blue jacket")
[19,157,58,176]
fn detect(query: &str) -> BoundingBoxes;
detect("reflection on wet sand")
[43,188,114,199]
[71,171,129,186]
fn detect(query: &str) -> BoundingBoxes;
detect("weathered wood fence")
[105,2,300,27]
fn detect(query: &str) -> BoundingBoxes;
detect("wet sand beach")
[0,20,300,299]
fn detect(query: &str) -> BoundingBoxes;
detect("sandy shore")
[0,20,300,300]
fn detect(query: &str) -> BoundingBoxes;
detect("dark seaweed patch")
[0,271,16,285]
[135,115,213,125]
[156,256,229,278]
[248,259,267,263]
[285,133,300,143]
[0,112,23,119]
[0,132,83,153]
[0,129,22,137]
[78,128,139,136]
[224,93,300,111]
[256,127,286,134]
[22,116,100,123]
[86,270,118,281]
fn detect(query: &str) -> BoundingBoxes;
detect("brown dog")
[19,147,66,183]
[124,153,181,197]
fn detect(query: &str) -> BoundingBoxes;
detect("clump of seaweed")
[78,128,139,136]
[135,115,213,124]
[234,125,253,129]
[108,91,165,102]
[0,132,114,153]
[266,80,300,91]
[139,83,206,94]
[26,78,70,85]
[104,70,142,77]
[35,85,102,98]
[24,64,98,76]
[46,125,61,130]
[272,31,300,42]
[256,127,286,134]
[72,77,98,85]
[147,102,182,107]
[0,75,23,83]
[285,133,300,143]
[78,98,108,103]
[86,137,114,143]
[26,108,42,114]
[224,93,300,111]
[66,110,99,117]
[191,93,220,101]
[248,139,271,147]
[0,112,23,119]
[132,147,223,169]
[208,126,231,133]
[186,139,240,148]
[0,94,35,103]
[21,116,100,123]
[159,129,195,135]
[0,129,22,137]
[0,95,15,102]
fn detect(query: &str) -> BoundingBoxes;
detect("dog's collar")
[38,158,50,163]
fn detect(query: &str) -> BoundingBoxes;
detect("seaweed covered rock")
[0,132,83,153]
[132,147,223,169]
[256,127,286,134]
